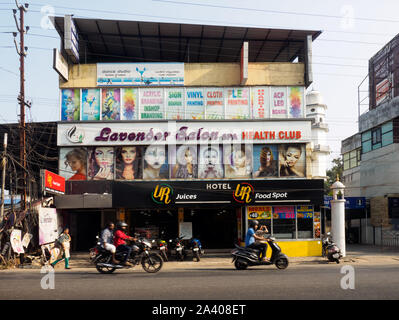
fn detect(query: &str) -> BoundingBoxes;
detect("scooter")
[169,236,187,261]
[231,237,289,270]
[322,232,342,264]
[189,238,204,262]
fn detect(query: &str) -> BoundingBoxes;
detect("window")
[297,206,314,239]
[343,149,360,170]
[363,122,394,152]
[382,121,394,147]
[361,130,372,154]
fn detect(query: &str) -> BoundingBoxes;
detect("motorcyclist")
[100,221,118,264]
[113,221,137,266]
[245,220,269,262]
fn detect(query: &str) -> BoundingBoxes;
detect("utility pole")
[13,1,30,211]
[0,134,7,224]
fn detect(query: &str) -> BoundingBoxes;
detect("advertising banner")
[97,63,184,86]
[102,88,121,120]
[57,120,312,146]
[223,144,252,179]
[251,87,270,119]
[288,87,304,118]
[205,88,224,119]
[87,147,115,180]
[113,179,324,208]
[10,229,24,254]
[81,89,101,120]
[121,88,138,120]
[139,88,164,120]
[253,144,279,178]
[225,88,250,119]
[271,87,288,118]
[61,89,80,121]
[247,206,272,220]
[296,205,314,218]
[41,169,66,195]
[165,88,184,120]
[185,88,205,120]
[59,147,87,181]
[39,207,59,245]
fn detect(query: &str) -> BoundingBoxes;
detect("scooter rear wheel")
[234,259,248,270]
[275,257,289,270]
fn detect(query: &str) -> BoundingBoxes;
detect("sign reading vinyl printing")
[113,179,324,208]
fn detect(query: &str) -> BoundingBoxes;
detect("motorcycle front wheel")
[95,255,116,274]
[142,253,163,273]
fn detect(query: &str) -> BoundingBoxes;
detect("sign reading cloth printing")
[113,179,324,208]
[97,63,184,86]
[57,120,311,146]
[41,169,66,195]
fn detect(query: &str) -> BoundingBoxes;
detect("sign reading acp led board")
[97,63,184,86]
[41,169,65,195]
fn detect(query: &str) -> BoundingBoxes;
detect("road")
[0,263,398,300]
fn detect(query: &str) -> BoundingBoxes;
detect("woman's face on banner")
[204,148,218,167]
[94,147,114,168]
[233,150,246,168]
[121,147,137,165]
[145,146,166,169]
[184,148,193,165]
[67,155,84,172]
[285,147,301,167]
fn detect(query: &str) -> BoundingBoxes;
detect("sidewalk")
[3,244,399,271]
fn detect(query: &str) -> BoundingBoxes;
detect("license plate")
[193,248,199,251]
[332,253,340,259]
[176,247,182,251]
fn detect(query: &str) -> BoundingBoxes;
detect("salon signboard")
[57,120,312,146]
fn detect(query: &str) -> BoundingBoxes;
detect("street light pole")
[0,133,8,224]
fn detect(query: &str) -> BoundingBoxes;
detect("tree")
[325,157,343,195]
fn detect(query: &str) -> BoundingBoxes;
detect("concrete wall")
[60,62,305,88]
[359,96,399,132]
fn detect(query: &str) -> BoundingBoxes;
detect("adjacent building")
[342,34,399,246]
[51,16,326,256]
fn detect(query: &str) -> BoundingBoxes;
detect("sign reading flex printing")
[97,63,184,86]
[57,121,311,146]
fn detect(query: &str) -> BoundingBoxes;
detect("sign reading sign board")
[41,169,65,195]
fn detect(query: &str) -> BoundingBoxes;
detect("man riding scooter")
[114,221,137,266]
[245,220,270,262]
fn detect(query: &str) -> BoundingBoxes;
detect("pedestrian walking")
[51,227,72,269]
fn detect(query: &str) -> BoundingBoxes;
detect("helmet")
[249,220,259,228]
[116,221,128,229]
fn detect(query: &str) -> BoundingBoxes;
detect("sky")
[0,0,398,169]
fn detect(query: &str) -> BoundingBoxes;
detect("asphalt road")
[1,263,399,300]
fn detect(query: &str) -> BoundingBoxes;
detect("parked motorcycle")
[158,239,169,262]
[189,238,204,262]
[90,236,163,274]
[231,237,289,270]
[169,236,187,261]
[322,232,342,264]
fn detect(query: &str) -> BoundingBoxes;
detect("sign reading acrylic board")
[57,120,312,146]
[97,63,185,86]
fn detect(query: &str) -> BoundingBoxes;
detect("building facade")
[52,16,325,256]
[342,34,399,246]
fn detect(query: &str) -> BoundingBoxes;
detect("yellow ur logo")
[47,175,53,188]
[152,184,173,205]
[233,183,254,204]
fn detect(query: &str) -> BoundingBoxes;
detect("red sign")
[42,170,65,195]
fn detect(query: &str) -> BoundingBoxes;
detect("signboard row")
[60,86,305,122]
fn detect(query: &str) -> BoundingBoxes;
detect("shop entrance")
[184,207,238,249]
[70,211,102,251]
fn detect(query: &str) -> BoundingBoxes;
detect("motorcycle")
[90,236,163,274]
[189,238,204,262]
[322,232,342,264]
[169,236,187,261]
[231,237,289,270]
[158,239,169,262]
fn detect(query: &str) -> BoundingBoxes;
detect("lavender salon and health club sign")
[57,121,312,146]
